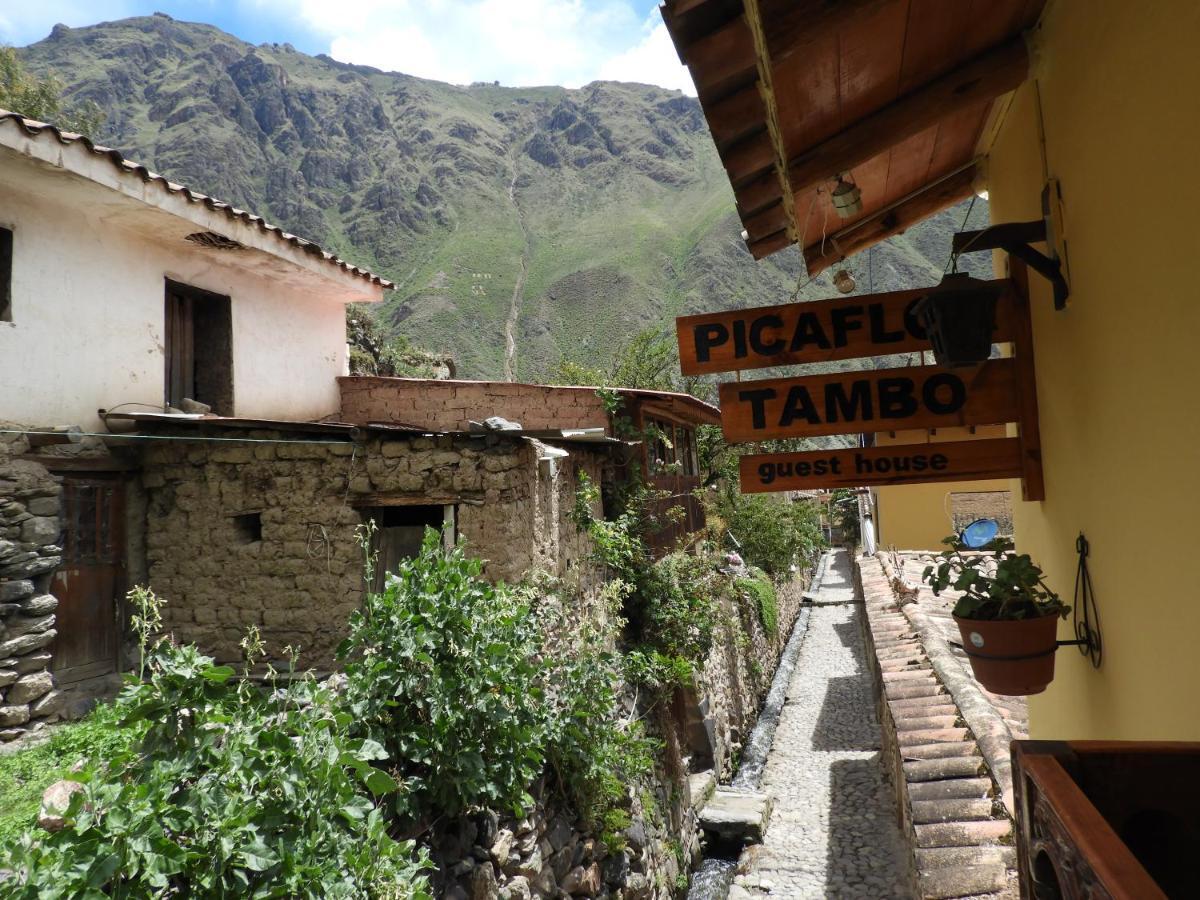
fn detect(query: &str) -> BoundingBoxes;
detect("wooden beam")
[736,170,783,214]
[723,131,775,183]
[748,229,791,259]
[759,0,896,64]
[680,14,757,91]
[1009,256,1045,502]
[952,219,1046,254]
[741,200,789,242]
[707,84,767,145]
[803,164,977,274]
[786,38,1028,198]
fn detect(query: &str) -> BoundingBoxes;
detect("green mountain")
[18,13,987,380]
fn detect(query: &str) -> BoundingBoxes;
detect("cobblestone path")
[731,550,914,900]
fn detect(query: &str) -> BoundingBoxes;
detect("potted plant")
[923,538,1070,695]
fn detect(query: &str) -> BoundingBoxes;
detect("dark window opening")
[363,504,451,593]
[232,512,262,544]
[165,279,233,414]
[0,227,12,322]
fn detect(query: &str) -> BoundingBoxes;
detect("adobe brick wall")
[140,431,607,668]
[337,377,613,434]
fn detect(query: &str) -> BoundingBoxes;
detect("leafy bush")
[1,638,431,899]
[540,644,659,848]
[738,572,779,637]
[638,551,718,668]
[721,494,824,577]
[339,528,546,823]
[0,703,140,846]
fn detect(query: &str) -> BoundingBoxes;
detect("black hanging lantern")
[913,273,1004,367]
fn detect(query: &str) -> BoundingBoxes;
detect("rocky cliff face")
[20,13,988,380]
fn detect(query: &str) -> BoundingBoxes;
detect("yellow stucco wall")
[873,426,1011,550]
[987,0,1200,739]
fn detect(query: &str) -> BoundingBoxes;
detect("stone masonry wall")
[338,377,612,434]
[0,430,66,742]
[141,430,607,667]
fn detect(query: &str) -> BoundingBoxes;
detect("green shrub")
[339,528,546,823]
[638,551,718,668]
[1,641,431,899]
[540,644,658,843]
[738,572,779,637]
[722,494,824,577]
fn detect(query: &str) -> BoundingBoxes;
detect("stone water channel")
[689,549,914,900]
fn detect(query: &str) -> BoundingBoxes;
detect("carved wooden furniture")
[1012,741,1200,898]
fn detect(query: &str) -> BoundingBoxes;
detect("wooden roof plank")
[786,37,1028,199]
[761,0,900,65]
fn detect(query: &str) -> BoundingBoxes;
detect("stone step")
[916,845,1017,870]
[914,819,1012,848]
[893,715,959,731]
[897,728,971,747]
[688,770,716,809]
[886,682,947,700]
[903,757,986,782]
[698,790,772,845]
[907,778,994,802]
[918,864,1009,899]
[910,799,995,824]
[901,742,982,760]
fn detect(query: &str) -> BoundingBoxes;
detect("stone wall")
[338,377,613,434]
[432,567,812,900]
[0,431,65,741]
[140,429,607,667]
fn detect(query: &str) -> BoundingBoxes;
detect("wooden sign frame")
[718,359,1019,442]
[676,270,1045,500]
[677,282,1016,376]
[738,439,1024,493]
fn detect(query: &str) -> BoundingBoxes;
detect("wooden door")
[50,476,124,683]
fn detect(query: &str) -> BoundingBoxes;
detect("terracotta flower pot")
[953,612,1061,696]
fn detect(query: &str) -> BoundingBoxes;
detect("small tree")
[0,47,103,136]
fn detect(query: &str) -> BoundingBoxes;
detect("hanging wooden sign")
[718,359,1019,442]
[676,282,1015,376]
[738,438,1024,493]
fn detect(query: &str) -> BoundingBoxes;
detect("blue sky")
[0,1,695,93]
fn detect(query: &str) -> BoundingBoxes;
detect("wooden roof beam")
[802,164,978,274]
[677,14,758,91]
[787,38,1029,199]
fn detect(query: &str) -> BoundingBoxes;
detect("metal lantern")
[831,177,862,219]
[913,272,1004,367]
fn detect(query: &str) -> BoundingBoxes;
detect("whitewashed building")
[0,109,389,429]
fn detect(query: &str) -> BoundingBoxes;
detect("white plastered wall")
[0,144,380,430]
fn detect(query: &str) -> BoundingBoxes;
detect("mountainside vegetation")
[17,13,988,382]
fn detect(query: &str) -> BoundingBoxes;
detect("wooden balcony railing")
[1012,740,1200,898]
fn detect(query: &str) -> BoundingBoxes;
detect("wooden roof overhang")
[661,0,1044,273]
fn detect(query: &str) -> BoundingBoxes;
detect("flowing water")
[684,553,829,900]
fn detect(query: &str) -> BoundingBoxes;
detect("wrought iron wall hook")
[1056,532,1103,667]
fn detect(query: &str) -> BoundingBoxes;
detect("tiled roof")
[0,109,392,289]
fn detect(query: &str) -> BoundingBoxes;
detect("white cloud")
[597,21,694,94]
[271,0,694,92]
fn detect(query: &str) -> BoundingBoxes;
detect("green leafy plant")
[1,613,431,898]
[338,528,546,824]
[923,538,1070,621]
[738,571,778,637]
[718,493,824,577]
[0,47,104,136]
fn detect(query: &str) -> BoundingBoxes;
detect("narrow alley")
[731,550,913,900]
